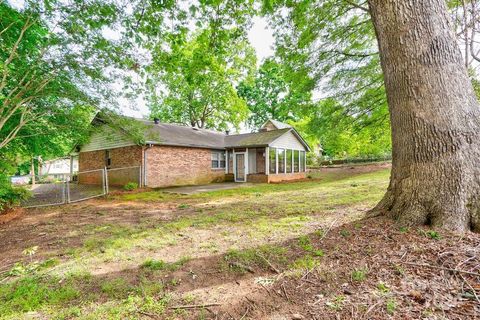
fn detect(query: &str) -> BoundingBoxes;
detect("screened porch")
[225,147,307,183]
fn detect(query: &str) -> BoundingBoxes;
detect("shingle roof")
[90,114,308,150]
[139,120,226,149]
[224,128,291,148]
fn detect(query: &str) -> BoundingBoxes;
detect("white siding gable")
[80,125,136,152]
[270,131,306,151]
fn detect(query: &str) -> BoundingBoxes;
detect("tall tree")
[148,28,255,130]
[0,1,126,152]
[237,58,311,129]
[368,0,480,232]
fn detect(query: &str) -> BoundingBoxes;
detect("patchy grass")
[0,165,392,319]
[142,256,190,272]
[351,268,368,282]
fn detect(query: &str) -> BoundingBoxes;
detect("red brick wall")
[247,174,268,183]
[145,146,226,188]
[268,172,306,183]
[78,146,143,185]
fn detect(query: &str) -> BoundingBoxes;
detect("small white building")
[39,157,78,180]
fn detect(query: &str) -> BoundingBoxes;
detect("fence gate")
[21,166,143,208]
[22,169,107,208]
[21,175,67,208]
[69,169,106,203]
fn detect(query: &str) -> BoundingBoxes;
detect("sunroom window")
[269,147,276,174]
[277,148,285,173]
[300,151,305,172]
[286,149,293,173]
[294,150,300,172]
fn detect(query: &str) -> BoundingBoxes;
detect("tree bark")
[368,0,480,232]
[30,157,36,187]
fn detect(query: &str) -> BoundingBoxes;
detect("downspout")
[143,144,153,187]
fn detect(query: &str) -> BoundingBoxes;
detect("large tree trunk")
[368,0,480,232]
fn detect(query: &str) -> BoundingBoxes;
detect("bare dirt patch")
[0,208,24,225]
[4,164,476,319]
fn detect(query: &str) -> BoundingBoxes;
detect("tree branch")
[344,0,369,13]
[0,16,35,92]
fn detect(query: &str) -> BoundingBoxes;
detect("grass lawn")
[0,163,478,319]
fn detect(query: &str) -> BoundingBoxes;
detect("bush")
[0,174,31,212]
[123,182,138,191]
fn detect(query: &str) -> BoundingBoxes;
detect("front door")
[235,153,246,182]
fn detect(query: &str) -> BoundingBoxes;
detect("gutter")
[143,144,153,187]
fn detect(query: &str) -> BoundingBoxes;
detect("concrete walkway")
[162,182,253,195]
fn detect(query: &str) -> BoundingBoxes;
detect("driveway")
[161,182,254,195]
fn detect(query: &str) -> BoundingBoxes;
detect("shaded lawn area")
[2,164,476,319]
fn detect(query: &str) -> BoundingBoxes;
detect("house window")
[286,149,292,173]
[300,151,306,172]
[105,150,111,168]
[269,147,276,174]
[211,151,225,169]
[294,150,300,172]
[220,152,226,168]
[277,148,285,174]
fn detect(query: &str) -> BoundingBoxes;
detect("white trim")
[265,147,269,175]
[275,147,278,174]
[245,148,249,176]
[225,150,228,174]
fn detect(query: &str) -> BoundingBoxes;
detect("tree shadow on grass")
[3,214,478,319]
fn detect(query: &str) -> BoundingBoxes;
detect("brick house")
[76,116,310,188]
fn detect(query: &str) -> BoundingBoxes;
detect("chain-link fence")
[22,169,106,208]
[21,166,143,208]
[106,166,142,192]
[68,169,106,203]
[21,176,66,208]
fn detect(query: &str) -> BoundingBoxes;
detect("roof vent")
[153,118,160,124]
[192,127,199,131]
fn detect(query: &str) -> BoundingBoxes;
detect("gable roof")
[224,128,291,148]
[81,114,310,151]
[262,119,292,130]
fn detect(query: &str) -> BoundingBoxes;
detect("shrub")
[0,174,31,212]
[123,182,138,191]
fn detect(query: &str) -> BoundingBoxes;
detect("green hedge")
[0,175,31,212]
